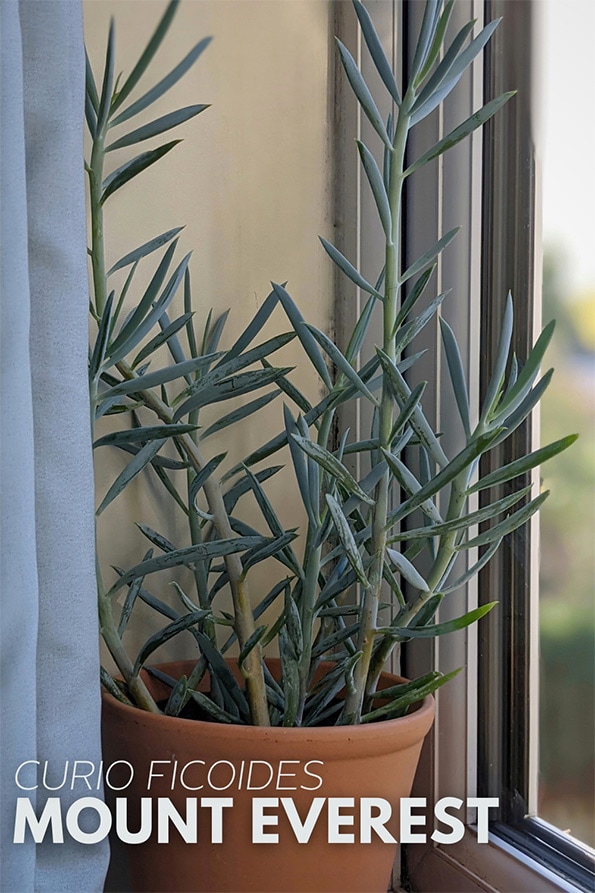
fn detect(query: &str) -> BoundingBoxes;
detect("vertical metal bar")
[478,0,540,822]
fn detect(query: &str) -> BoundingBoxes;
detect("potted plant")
[88,2,576,891]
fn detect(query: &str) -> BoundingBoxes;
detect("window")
[333,1,595,890]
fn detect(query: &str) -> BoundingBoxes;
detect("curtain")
[0,1,109,889]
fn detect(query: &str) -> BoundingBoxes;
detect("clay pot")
[102,660,434,893]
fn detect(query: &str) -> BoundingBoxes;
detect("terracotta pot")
[102,660,434,893]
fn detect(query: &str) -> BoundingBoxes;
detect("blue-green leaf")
[319,238,383,300]
[110,0,180,113]
[399,228,459,283]
[467,435,578,494]
[96,439,166,515]
[101,141,182,203]
[106,105,209,152]
[108,227,184,275]
[200,390,281,440]
[109,537,263,596]
[96,18,115,133]
[273,283,332,389]
[304,323,379,405]
[390,602,497,638]
[132,610,209,676]
[406,93,515,175]
[326,494,368,586]
[94,423,197,449]
[352,0,401,105]
[481,291,513,418]
[386,549,429,591]
[111,36,212,125]
[335,39,392,148]
[357,140,392,239]
[440,318,471,437]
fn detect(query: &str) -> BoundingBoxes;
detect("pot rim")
[102,659,436,747]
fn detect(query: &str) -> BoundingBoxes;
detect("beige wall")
[84,0,335,660]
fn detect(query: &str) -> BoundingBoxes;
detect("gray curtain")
[0,1,109,889]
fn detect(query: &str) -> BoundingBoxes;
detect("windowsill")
[406,827,590,893]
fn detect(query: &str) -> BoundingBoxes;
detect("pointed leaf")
[481,291,513,418]
[386,549,429,591]
[406,93,515,176]
[85,49,99,113]
[132,312,194,367]
[101,141,182,203]
[106,105,209,152]
[97,439,166,515]
[352,0,401,104]
[467,435,578,494]
[133,610,209,675]
[111,36,212,125]
[335,39,391,148]
[399,228,459,284]
[173,367,289,421]
[94,423,197,448]
[238,626,268,669]
[460,492,549,549]
[109,239,178,354]
[362,668,461,722]
[200,390,281,440]
[90,292,115,381]
[412,19,476,112]
[111,0,180,113]
[319,238,383,300]
[101,356,217,403]
[408,0,440,82]
[389,485,531,542]
[389,429,503,525]
[224,287,279,364]
[440,318,471,436]
[390,602,497,638]
[189,454,227,507]
[356,141,392,238]
[326,494,368,586]
[272,283,332,389]
[492,320,556,421]
[292,436,374,505]
[108,227,184,275]
[110,253,191,365]
[377,349,449,467]
[109,537,262,595]
[394,265,436,329]
[490,370,554,447]
[441,537,503,594]
[96,19,115,133]
[416,0,454,84]
[164,674,189,716]
[304,323,379,405]
[345,293,377,363]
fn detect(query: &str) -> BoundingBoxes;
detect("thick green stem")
[114,362,270,725]
[342,108,411,724]
[366,469,471,690]
[296,408,334,720]
[88,127,159,713]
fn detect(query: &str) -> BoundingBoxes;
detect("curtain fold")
[1,1,109,889]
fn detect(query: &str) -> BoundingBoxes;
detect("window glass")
[538,0,595,848]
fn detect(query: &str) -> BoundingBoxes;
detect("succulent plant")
[88,0,575,726]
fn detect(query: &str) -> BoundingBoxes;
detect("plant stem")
[88,130,269,724]
[342,105,411,724]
